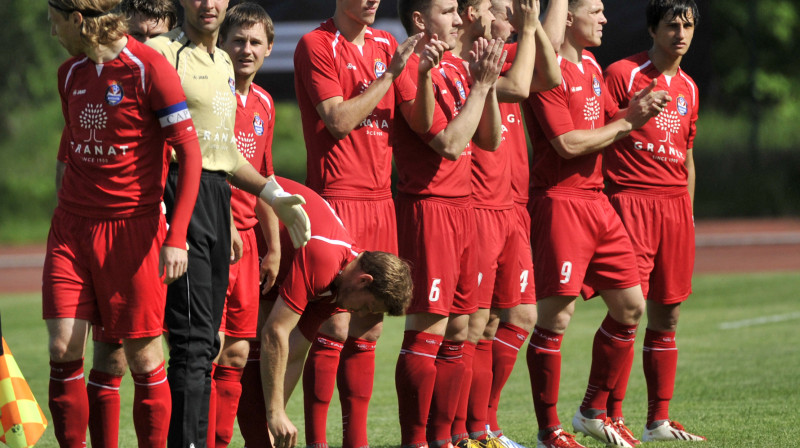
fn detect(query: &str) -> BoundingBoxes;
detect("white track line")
[719,311,800,330]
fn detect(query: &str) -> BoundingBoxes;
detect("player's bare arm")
[529,20,562,91]
[428,38,505,159]
[550,79,670,159]
[541,0,568,52]
[315,33,423,140]
[261,297,302,448]
[255,198,281,293]
[495,0,539,102]
[229,165,310,248]
[469,38,506,151]
[400,34,449,134]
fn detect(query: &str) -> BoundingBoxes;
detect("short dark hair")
[119,0,177,30]
[220,2,275,45]
[457,0,482,15]
[646,0,699,32]
[398,0,432,36]
[358,251,413,316]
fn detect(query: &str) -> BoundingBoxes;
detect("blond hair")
[49,0,127,47]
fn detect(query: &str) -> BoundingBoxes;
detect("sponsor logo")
[253,112,264,136]
[455,80,466,100]
[346,63,357,70]
[676,94,688,116]
[374,60,386,77]
[570,86,583,93]
[592,74,602,96]
[105,82,123,105]
[72,89,86,96]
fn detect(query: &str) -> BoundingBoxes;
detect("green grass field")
[3,271,799,447]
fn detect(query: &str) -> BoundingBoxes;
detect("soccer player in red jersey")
[602,0,705,442]
[520,0,671,446]
[43,1,202,447]
[393,1,506,446]
[446,0,560,446]
[120,0,176,42]
[291,0,441,446]
[203,4,282,447]
[257,178,413,448]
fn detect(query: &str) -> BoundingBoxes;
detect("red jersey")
[523,51,617,190]
[604,51,699,189]
[56,37,196,218]
[394,52,473,198]
[294,19,416,197]
[231,83,276,230]
[499,43,531,204]
[472,43,521,209]
[273,177,360,315]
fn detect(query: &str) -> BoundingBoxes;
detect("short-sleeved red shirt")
[604,51,699,189]
[294,19,416,196]
[230,83,275,230]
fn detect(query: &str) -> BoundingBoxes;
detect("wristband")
[259,177,289,205]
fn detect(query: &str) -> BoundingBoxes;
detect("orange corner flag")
[0,338,48,448]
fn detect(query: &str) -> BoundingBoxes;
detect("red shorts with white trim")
[528,188,640,300]
[473,207,521,309]
[514,202,536,305]
[43,208,167,339]
[220,227,260,338]
[608,187,694,304]
[396,194,478,316]
[325,196,398,254]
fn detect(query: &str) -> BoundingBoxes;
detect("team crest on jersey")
[592,74,602,96]
[253,113,264,136]
[676,94,688,116]
[374,60,386,78]
[455,80,466,100]
[105,82,124,106]
[229,77,236,94]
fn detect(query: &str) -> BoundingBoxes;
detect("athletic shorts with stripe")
[396,194,478,316]
[529,187,640,300]
[43,207,167,340]
[220,227,260,338]
[325,195,398,254]
[473,207,521,309]
[514,202,536,305]
[608,188,694,304]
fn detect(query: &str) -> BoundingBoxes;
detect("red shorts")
[396,194,478,316]
[529,188,640,300]
[514,202,536,305]
[220,227,260,338]
[43,208,167,339]
[325,196,398,254]
[608,188,694,304]
[474,208,521,309]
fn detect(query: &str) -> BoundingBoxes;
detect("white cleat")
[641,420,706,442]
[571,410,632,448]
[485,426,529,448]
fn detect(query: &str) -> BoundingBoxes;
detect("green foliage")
[5,271,800,447]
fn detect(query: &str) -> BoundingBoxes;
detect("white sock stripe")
[133,376,168,387]
[642,346,678,352]
[50,373,85,382]
[437,354,462,360]
[399,349,438,359]
[528,341,560,353]
[599,326,636,343]
[493,336,521,352]
[87,380,120,391]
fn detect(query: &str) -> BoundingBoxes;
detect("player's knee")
[319,313,350,341]
[48,337,84,362]
[218,338,250,368]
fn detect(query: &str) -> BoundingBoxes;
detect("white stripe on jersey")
[626,59,653,94]
[122,47,147,91]
[332,30,341,58]
[64,57,89,91]
[374,37,390,45]
[582,54,603,73]
[310,235,353,250]
[679,71,697,106]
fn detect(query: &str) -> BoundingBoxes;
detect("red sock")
[488,322,528,433]
[452,340,475,443]
[213,365,244,448]
[580,315,638,419]
[527,327,563,430]
[338,337,377,448]
[466,340,493,439]
[429,340,465,445]
[49,359,88,447]
[208,363,218,448]
[237,341,272,448]
[607,341,635,420]
[132,361,171,448]
[87,369,122,448]
[643,329,677,425]
[396,330,442,446]
[303,334,344,447]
